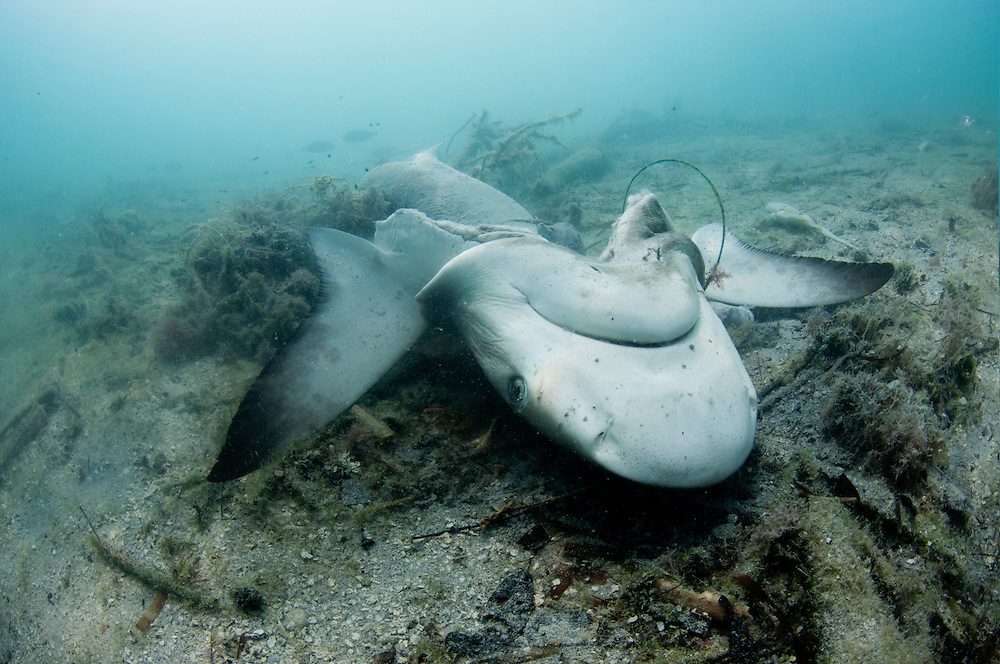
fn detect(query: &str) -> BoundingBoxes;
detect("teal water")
[0,2,998,662]
[1,1,996,203]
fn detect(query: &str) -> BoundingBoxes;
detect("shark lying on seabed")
[208,149,893,488]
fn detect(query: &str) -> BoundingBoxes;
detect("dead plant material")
[135,591,167,632]
[464,418,496,455]
[80,505,217,610]
[655,577,749,624]
[411,491,581,541]
[235,632,247,661]
[457,109,582,193]
[349,404,394,441]
[0,389,59,481]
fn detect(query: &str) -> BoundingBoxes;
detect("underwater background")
[1,1,998,662]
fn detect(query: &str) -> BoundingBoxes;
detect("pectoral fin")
[692,223,893,308]
[208,227,428,481]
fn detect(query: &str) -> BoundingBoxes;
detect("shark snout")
[527,297,758,488]
[587,407,755,488]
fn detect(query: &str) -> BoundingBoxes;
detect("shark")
[207,149,892,487]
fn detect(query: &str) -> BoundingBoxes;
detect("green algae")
[799,498,931,663]
[89,534,218,610]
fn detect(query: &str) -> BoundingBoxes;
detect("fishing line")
[621,158,727,278]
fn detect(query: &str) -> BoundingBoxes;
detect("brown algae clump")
[970,167,998,215]
[153,180,390,365]
[822,374,942,488]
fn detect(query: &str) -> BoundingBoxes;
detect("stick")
[78,505,102,548]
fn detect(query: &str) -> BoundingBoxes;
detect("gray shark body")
[209,151,892,487]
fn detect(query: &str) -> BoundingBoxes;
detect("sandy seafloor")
[0,116,998,664]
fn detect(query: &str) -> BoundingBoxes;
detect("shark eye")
[506,375,528,411]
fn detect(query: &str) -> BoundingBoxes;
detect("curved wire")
[621,158,726,277]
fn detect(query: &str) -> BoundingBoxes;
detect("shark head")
[417,234,757,488]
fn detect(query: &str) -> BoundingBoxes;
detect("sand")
[0,115,997,663]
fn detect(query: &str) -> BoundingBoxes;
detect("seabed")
[0,114,997,663]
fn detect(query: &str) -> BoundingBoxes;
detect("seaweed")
[970,168,998,216]
[804,298,973,489]
[892,262,921,294]
[154,178,390,365]
[303,178,392,238]
[822,373,941,488]
[161,221,318,363]
[88,203,144,256]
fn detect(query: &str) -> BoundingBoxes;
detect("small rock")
[676,609,711,638]
[515,523,550,552]
[444,626,511,657]
[522,609,589,645]
[285,608,308,629]
[340,477,373,507]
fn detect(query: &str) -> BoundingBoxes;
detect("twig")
[235,632,247,662]
[88,533,217,609]
[444,112,477,160]
[82,507,218,610]
[411,491,581,540]
[79,505,103,547]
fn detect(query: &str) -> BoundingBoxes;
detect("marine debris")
[80,506,218,610]
[454,108,582,195]
[763,201,861,251]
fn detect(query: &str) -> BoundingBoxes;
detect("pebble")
[285,608,308,629]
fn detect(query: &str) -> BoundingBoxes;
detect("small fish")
[342,128,377,143]
[303,140,335,153]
